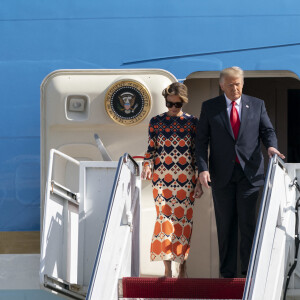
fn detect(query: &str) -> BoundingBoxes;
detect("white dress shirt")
[225,94,242,122]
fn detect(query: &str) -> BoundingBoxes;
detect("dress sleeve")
[144,118,156,168]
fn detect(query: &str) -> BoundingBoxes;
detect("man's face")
[220,76,244,101]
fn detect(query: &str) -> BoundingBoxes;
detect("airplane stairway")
[84,152,247,300]
[118,155,300,300]
[40,150,300,300]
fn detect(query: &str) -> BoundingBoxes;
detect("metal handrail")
[86,153,140,299]
[123,153,140,176]
[243,154,286,299]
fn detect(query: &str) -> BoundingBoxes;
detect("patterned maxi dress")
[144,112,198,263]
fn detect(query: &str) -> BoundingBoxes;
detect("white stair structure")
[40,151,300,300]
[40,150,140,299]
[244,155,300,300]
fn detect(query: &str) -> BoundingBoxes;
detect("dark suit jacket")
[196,94,278,188]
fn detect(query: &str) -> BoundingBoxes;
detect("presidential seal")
[105,80,151,126]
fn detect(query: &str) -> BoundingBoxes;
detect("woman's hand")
[141,165,152,180]
[194,181,203,198]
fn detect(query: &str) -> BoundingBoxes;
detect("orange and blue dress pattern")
[144,112,198,263]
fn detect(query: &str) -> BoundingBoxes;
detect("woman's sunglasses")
[166,101,183,108]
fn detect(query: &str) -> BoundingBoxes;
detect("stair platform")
[120,277,246,299]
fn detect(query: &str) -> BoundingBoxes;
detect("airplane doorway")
[243,76,300,164]
[182,71,300,278]
[287,89,300,163]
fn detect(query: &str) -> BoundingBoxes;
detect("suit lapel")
[237,94,250,140]
[218,95,235,140]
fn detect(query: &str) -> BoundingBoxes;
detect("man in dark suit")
[196,66,285,278]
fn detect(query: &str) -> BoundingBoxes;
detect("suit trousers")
[212,162,260,278]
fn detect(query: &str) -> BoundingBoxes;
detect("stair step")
[121,277,246,299]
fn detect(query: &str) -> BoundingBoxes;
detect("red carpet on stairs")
[122,277,246,299]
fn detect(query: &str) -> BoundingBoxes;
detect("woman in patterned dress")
[141,82,203,278]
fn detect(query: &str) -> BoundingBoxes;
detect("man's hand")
[141,165,152,180]
[194,182,203,198]
[199,171,211,189]
[267,147,285,160]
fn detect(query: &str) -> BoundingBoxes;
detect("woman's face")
[166,94,183,116]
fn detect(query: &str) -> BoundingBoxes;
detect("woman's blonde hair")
[162,82,188,103]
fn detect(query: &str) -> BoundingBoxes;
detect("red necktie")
[230,101,240,139]
[230,101,240,162]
